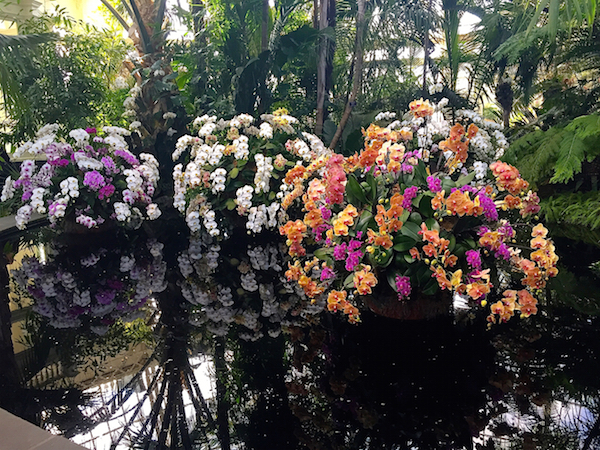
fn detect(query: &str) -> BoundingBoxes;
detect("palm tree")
[0,33,56,117]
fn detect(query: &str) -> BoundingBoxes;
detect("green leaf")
[403,253,416,264]
[550,131,587,183]
[346,175,369,206]
[413,160,429,184]
[399,209,410,223]
[448,235,456,252]
[418,193,435,218]
[374,248,394,267]
[343,274,355,288]
[366,172,377,202]
[229,167,239,179]
[422,278,439,296]
[410,212,422,223]
[441,178,456,193]
[456,171,476,187]
[401,221,421,241]
[424,218,440,231]
[393,235,417,252]
[226,198,237,210]
[387,270,400,292]
[314,248,333,260]
[356,210,374,233]
[416,264,432,285]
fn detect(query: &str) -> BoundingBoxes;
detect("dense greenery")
[0,7,132,146]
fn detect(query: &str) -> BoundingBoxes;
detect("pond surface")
[1,225,599,450]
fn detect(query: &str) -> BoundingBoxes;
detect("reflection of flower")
[2,125,161,230]
[280,99,559,324]
[172,111,329,236]
[178,233,323,341]
[12,239,167,333]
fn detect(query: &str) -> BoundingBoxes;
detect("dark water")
[1,224,599,450]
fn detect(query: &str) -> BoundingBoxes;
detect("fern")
[564,114,600,140]
[541,192,600,231]
[506,113,600,186]
[505,128,562,187]
[551,130,588,183]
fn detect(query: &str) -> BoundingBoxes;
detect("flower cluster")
[2,125,161,230]
[172,110,329,236]
[12,238,166,334]
[280,99,558,324]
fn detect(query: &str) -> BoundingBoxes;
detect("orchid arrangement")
[279,99,559,325]
[12,238,166,335]
[1,124,161,230]
[172,110,329,236]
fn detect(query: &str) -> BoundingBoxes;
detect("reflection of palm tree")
[87,291,219,450]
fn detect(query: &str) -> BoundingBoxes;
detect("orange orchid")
[409,247,421,260]
[367,229,393,250]
[466,282,491,300]
[432,265,452,290]
[353,265,378,295]
[327,290,347,312]
[531,223,549,238]
[431,191,446,210]
[409,99,435,118]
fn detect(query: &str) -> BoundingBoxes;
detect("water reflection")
[2,226,600,449]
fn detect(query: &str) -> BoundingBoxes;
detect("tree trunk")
[422,0,433,93]
[262,0,269,52]
[495,79,513,130]
[328,0,366,150]
[315,0,336,136]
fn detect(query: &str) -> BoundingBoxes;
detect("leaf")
[456,171,476,187]
[366,172,377,202]
[314,248,333,260]
[422,277,439,296]
[416,264,431,285]
[448,235,456,252]
[346,175,368,206]
[393,235,417,252]
[441,177,456,194]
[344,273,355,288]
[400,221,421,241]
[356,210,374,233]
[410,212,422,223]
[424,218,440,231]
[565,114,600,140]
[374,249,394,268]
[387,270,400,292]
[403,253,416,264]
[413,160,428,184]
[550,131,587,183]
[418,194,435,218]
[226,198,237,210]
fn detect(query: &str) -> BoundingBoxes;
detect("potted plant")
[2,124,161,231]
[279,99,559,323]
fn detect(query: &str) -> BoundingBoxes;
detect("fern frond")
[507,128,561,186]
[541,192,600,231]
[550,131,588,183]
[564,114,600,140]
[507,114,600,186]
